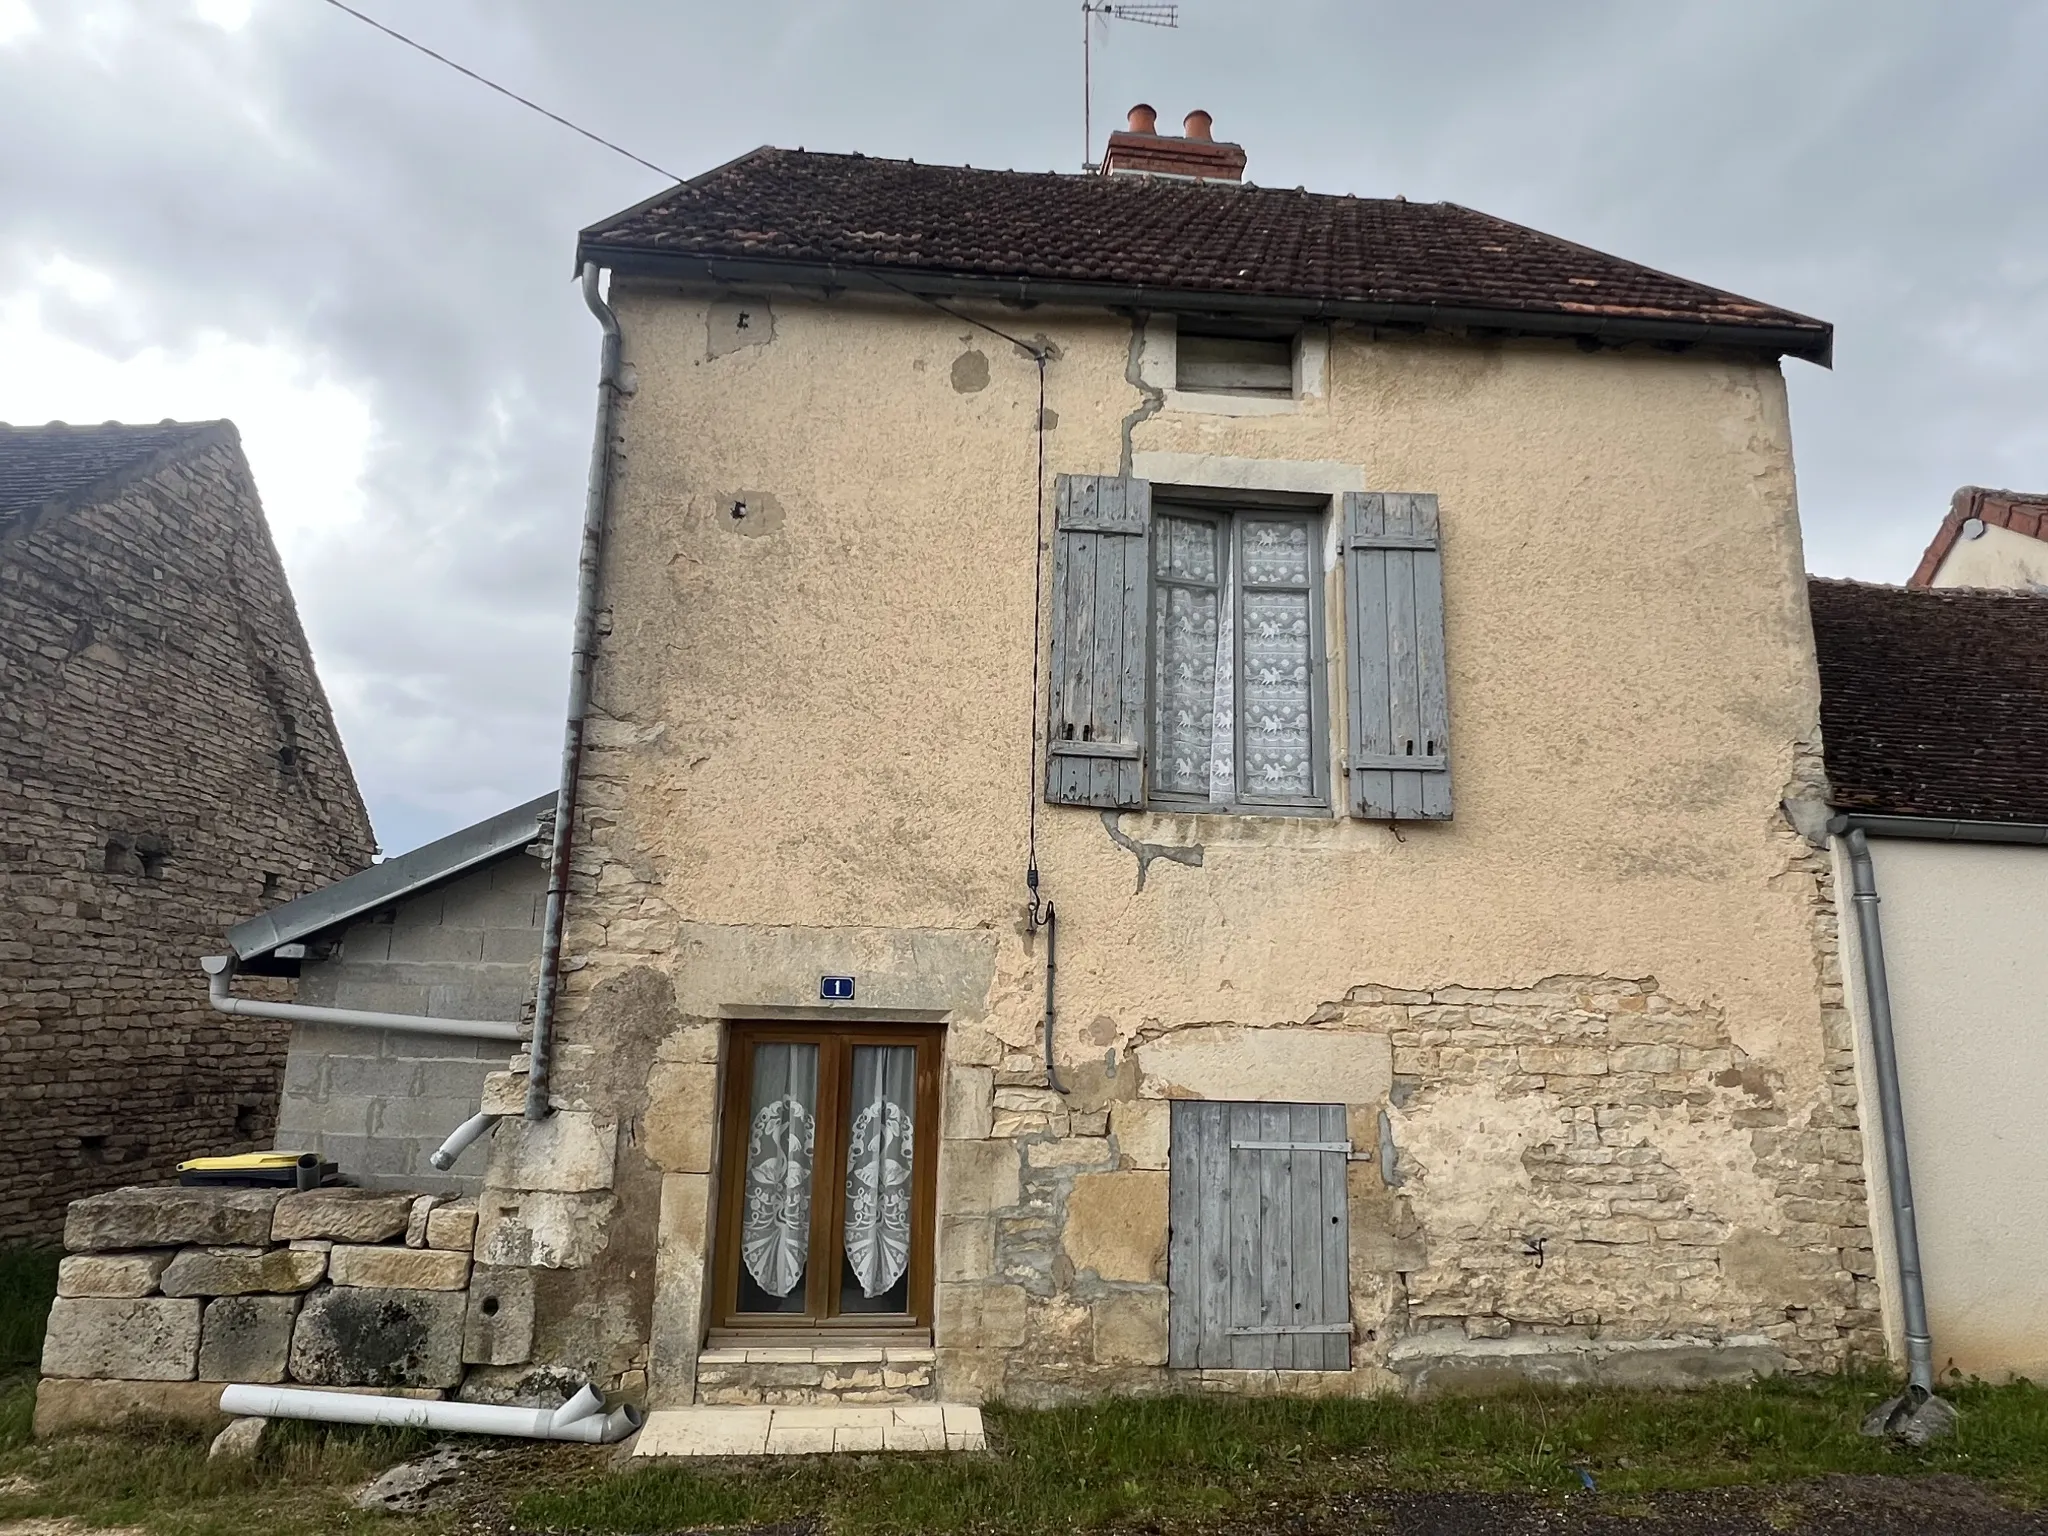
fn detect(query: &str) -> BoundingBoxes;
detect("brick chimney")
[1100,105,1247,181]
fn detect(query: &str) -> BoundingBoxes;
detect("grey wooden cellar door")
[1166,1100,1352,1370]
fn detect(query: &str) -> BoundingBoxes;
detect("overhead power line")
[316,0,682,182]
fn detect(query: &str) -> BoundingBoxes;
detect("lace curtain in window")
[740,1042,818,1299]
[842,1044,917,1298]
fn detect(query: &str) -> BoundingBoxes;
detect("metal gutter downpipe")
[219,1381,640,1444]
[1837,826,1953,1440]
[200,956,521,1043]
[528,262,623,1123]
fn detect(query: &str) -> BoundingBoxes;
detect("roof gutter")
[575,245,1834,367]
[526,261,624,1123]
[1829,811,2048,845]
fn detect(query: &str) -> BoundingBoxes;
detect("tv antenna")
[1082,2,1178,171]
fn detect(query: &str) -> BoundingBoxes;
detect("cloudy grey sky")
[3,1,2042,853]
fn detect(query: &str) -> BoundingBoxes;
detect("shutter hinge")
[1227,1322,1355,1336]
[1229,1139,1353,1154]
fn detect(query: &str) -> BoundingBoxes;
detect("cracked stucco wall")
[471,285,1873,1405]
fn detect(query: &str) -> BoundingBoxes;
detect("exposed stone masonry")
[33,1182,528,1436]
[0,425,374,1239]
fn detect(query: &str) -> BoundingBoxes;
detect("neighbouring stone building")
[448,106,1880,1436]
[0,421,374,1240]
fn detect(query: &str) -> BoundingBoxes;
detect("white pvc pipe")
[218,1382,641,1443]
[429,1110,500,1171]
[203,956,523,1043]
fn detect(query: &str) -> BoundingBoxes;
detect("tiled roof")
[1907,485,2048,588]
[1810,577,2048,823]
[579,149,1830,360]
[0,420,227,534]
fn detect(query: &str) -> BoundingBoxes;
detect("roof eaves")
[572,145,774,276]
[1908,486,2048,589]
[576,245,1835,363]
[227,791,555,961]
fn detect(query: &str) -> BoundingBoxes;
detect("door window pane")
[840,1044,917,1314]
[737,1042,819,1313]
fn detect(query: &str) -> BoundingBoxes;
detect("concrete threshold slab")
[633,1403,985,1457]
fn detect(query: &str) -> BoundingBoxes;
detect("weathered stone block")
[481,1070,529,1116]
[1135,1026,1393,1105]
[487,1110,617,1193]
[1091,1290,1168,1365]
[34,1377,232,1436]
[1026,1137,1115,1169]
[65,1187,281,1252]
[328,1244,471,1290]
[405,1195,439,1247]
[1065,1171,1167,1282]
[289,1285,466,1388]
[938,1215,995,1282]
[937,1139,1020,1215]
[649,1172,712,1406]
[41,1297,200,1380]
[161,1245,327,1297]
[1110,1100,1168,1169]
[942,1067,994,1140]
[643,1063,718,1173]
[425,1199,478,1252]
[937,1283,1027,1350]
[475,1190,616,1269]
[198,1294,299,1383]
[57,1251,173,1298]
[271,1188,417,1243]
[463,1265,535,1365]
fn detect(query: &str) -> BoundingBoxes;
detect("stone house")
[1909,486,2048,590]
[1811,577,2048,1384]
[447,109,1882,1431]
[0,420,374,1240]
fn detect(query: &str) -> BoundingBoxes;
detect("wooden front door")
[710,1023,942,1335]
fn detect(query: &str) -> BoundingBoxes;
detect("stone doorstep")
[634,1403,984,1457]
[697,1345,938,1367]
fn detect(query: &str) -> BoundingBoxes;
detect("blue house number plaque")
[820,975,856,1001]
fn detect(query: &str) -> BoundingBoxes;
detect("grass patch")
[0,1245,59,1369]
[519,1374,2048,1535]
[0,1376,446,1536]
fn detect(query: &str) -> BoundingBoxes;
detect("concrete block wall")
[0,429,376,1240]
[276,852,543,1192]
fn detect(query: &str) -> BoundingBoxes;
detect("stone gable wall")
[0,438,376,1239]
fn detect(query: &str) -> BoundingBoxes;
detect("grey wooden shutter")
[1167,1100,1351,1371]
[1344,491,1451,820]
[1046,474,1151,808]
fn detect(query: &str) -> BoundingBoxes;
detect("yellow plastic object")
[176,1151,312,1173]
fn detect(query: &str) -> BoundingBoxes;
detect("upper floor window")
[1174,325,1295,398]
[1151,507,1326,811]
[1044,476,1451,824]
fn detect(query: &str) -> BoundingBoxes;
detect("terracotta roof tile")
[1811,577,2048,823]
[1906,485,2048,588]
[579,149,1829,358]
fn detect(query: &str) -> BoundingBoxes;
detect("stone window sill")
[698,1344,936,1367]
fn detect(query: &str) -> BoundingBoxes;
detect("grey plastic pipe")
[428,1110,500,1171]
[1839,827,1937,1395]
[528,260,623,1124]
[201,956,521,1043]
[218,1381,641,1443]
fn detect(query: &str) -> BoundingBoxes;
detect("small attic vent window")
[1176,327,1294,397]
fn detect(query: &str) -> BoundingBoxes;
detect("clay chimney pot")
[1183,109,1214,141]
[1127,103,1158,135]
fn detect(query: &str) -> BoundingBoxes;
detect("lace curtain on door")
[842,1045,916,1298]
[740,1043,819,1298]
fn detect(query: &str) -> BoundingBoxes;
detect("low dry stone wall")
[35,1183,542,1436]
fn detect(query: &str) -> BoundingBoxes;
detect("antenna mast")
[1082,2,1178,171]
